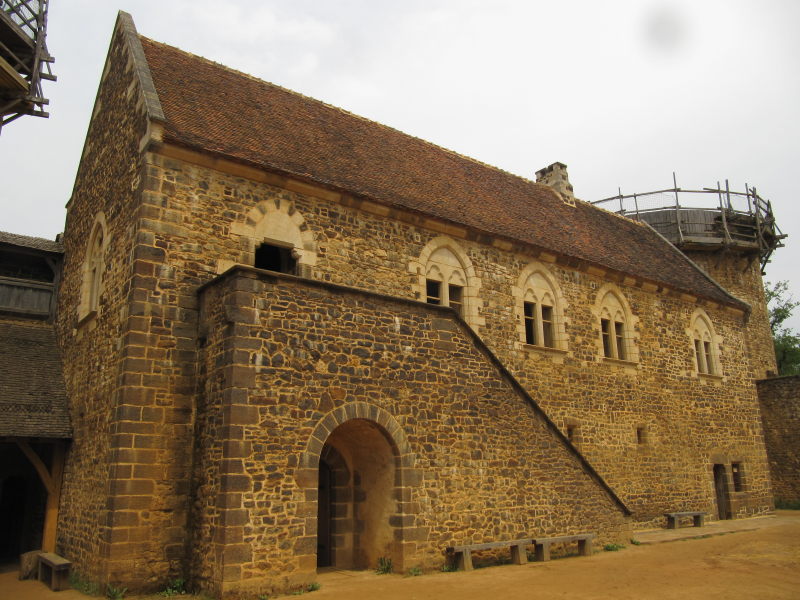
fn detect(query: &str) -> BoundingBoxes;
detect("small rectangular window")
[426,279,441,305]
[614,321,626,360]
[601,318,612,358]
[566,424,576,442]
[703,341,714,375]
[524,301,537,345]
[541,305,554,348]
[448,284,463,315]
[636,426,646,445]
[731,462,744,492]
[694,339,704,373]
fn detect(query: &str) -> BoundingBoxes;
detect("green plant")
[258,594,270,600]
[106,584,127,600]
[375,556,393,574]
[307,582,321,592]
[407,566,422,577]
[160,577,187,596]
[441,562,458,572]
[603,543,626,552]
[630,538,641,545]
[69,571,100,596]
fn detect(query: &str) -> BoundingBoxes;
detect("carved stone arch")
[591,283,640,362]
[298,402,420,572]
[512,261,569,350]
[226,197,317,274]
[409,235,484,327]
[687,308,723,376]
[79,212,109,320]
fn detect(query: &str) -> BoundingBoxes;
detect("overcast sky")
[2,0,798,329]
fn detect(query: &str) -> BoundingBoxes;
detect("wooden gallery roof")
[136,33,745,311]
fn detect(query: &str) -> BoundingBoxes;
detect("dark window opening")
[0,250,55,282]
[614,321,626,360]
[448,284,463,315]
[731,462,744,492]
[636,426,646,445]
[426,279,441,305]
[524,301,536,345]
[694,339,704,372]
[703,341,714,374]
[601,318,612,357]
[541,304,554,348]
[255,243,297,274]
[566,424,577,442]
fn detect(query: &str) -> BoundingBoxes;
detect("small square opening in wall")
[566,424,577,443]
[636,426,647,445]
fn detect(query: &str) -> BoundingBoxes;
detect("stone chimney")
[536,162,576,205]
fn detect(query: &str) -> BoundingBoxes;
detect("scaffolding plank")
[0,53,27,91]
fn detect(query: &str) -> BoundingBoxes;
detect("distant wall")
[757,375,800,504]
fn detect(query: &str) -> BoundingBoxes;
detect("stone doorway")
[317,419,399,571]
[0,443,48,560]
[713,464,732,520]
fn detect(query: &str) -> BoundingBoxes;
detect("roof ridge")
[138,36,556,197]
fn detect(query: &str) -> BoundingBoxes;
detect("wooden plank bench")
[531,534,596,561]
[38,552,71,592]
[665,511,706,529]
[446,538,533,571]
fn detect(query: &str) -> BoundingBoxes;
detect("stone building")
[14,10,784,598]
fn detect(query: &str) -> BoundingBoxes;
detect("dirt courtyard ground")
[3,511,799,600]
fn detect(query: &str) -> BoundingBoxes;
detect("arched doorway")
[317,419,398,570]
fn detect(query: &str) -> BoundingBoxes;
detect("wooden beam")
[15,440,54,494]
[41,441,66,553]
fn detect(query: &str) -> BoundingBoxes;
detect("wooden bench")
[38,552,71,592]
[446,538,532,571]
[664,511,706,529]
[531,534,596,561]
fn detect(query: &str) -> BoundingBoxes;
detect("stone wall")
[140,149,773,529]
[193,268,631,597]
[757,375,800,504]
[686,251,777,380]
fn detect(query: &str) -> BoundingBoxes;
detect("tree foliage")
[765,280,800,376]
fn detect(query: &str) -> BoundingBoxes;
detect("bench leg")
[457,549,473,571]
[54,567,69,592]
[666,516,677,529]
[577,538,593,556]
[510,544,526,565]
[693,515,704,527]
[534,543,550,562]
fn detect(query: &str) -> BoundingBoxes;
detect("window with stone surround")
[255,242,297,275]
[411,236,483,326]
[514,263,567,351]
[689,310,721,376]
[79,214,108,321]
[593,285,638,363]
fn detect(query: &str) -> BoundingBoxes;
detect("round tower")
[594,178,786,380]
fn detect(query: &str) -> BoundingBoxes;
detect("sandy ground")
[3,511,799,600]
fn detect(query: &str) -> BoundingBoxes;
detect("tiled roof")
[0,322,71,438]
[139,37,745,310]
[0,231,63,253]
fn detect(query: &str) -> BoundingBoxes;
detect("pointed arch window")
[79,215,108,320]
[689,311,721,376]
[425,247,468,316]
[595,287,637,362]
[519,270,562,349]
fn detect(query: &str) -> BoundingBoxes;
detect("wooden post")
[15,440,66,552]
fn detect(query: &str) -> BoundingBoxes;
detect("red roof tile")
[139,37,744,310]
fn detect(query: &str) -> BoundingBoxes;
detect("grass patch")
[106,584,127,599]
[441,563,458,572]
[375,556,393,574]
[406,566,423,577]
[69,571,100,596]
[603,543,626,552]
[630,539,641,545]
[160,578,187,596]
